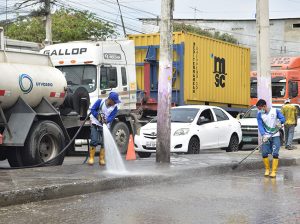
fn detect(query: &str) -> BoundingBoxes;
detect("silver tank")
[0,63,67,109]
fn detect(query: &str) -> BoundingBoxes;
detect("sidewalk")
[0,148,300,207]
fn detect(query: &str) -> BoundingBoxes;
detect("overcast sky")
[1,0,300,35]
[131,0,300,19]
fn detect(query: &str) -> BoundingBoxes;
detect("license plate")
[146,141,156,148]
[243,137,252,142]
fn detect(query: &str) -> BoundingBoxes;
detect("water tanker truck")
[0,50,90,167]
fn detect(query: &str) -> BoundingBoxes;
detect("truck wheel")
[21,120,66,166]
[7,147,24,167]
[111,122,130,154]
[137,152,151,158]
[136,107,144,120]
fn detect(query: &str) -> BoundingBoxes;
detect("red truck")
[250,57,300,105]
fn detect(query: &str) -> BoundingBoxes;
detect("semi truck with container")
[0,50,91,167]
[250,57,300,105]
[128,32,251,117]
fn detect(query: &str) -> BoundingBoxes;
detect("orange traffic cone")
[126,134,136,160]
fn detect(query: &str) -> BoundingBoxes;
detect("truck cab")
[42,40,138,153]
[250,57,300,105]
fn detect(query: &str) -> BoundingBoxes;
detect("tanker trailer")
[0,50,90,167]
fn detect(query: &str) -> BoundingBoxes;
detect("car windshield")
[243,105,282,118]
[56,65,97,93]
[150,108,199,123]
[171,108,199,123]
[243,107,258,118]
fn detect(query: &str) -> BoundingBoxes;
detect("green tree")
[4,8,116,43]
[173,23,238,44]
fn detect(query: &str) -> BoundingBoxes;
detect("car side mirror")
[292,82,298,98]
[289,81,298,98]
[236,112,245,119]
[197,116,210,125]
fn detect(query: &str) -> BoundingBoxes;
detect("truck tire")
[21,120,66,166]
[7,147,24,167]
[111,122,130,154]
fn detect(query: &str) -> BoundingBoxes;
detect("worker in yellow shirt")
[281,99,298,150]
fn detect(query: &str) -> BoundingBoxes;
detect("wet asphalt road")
[1,166,300,224]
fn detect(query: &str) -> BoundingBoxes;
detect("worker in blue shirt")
[256,99,285,178]
[88,92,121,166]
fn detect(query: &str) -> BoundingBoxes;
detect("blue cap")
[108,92,121,104]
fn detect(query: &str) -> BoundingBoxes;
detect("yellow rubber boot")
[263,158,270,176]
[88,146,96,165]
[269,158,279,178]
[99,148,106,166]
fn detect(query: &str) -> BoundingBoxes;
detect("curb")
[0,157,298,207]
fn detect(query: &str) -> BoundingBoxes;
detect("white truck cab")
[42,40,137,110]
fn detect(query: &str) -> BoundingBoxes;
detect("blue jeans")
[261,136,281,158]
[284,125,295,147]
[90,125,103,147]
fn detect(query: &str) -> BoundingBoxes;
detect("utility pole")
[44,0,52,45]
[116,0,126,36]
[256,0,271,107]
[5,0,7,31]
[156,0,174,163]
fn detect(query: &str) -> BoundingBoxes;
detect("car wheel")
[137,152,151,158]
[187,136,200,154]
[226,134,239,152]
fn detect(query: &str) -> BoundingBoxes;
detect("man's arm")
[281,106,286,118]
[91,99,102,118]
[294,106,298,126]
[276,109,286,124]
[106,106,118,124]
[257,112,266,136]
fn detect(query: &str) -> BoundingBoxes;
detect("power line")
[65,0,141,22]
[56,1,145,34]
[95,0,158,17]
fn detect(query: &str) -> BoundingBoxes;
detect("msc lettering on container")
[212,55,227,88]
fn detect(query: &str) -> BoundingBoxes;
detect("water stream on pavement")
[103,124,128,174]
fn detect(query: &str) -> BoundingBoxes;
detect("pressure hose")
[0,112,92,170]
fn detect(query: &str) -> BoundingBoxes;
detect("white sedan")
[134,105,242,158]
